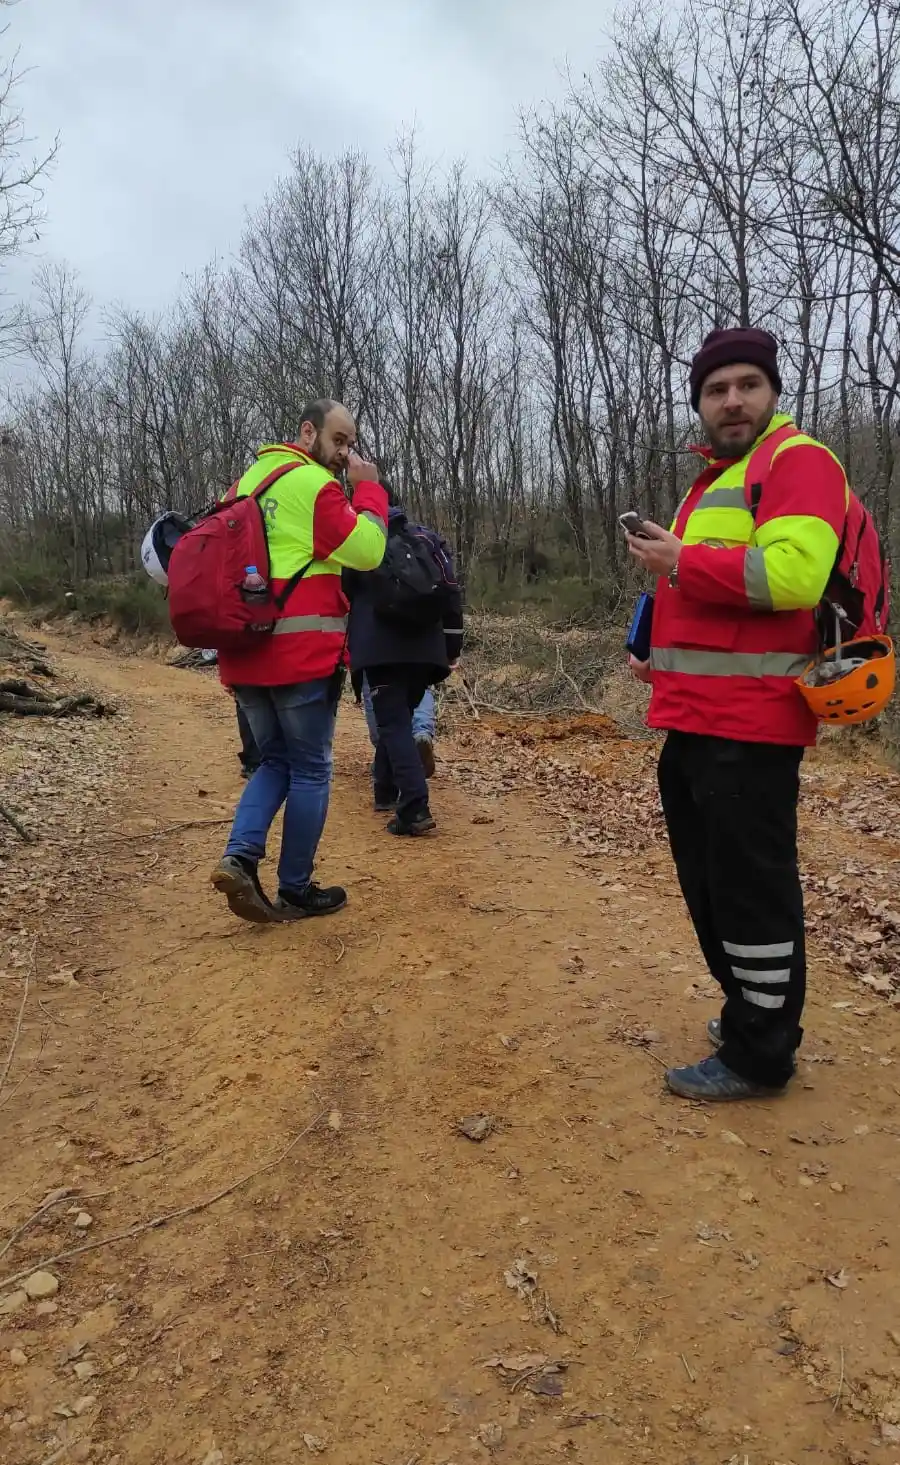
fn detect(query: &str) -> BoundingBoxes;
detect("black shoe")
[211,855,278,923]
[273,882,348,920]
[387,809,437,837]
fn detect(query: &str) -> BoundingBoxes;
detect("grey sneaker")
[211,856,277,923]
[415,735,436,779]
[665,1055,787,1102]
[708,1017,723,1049]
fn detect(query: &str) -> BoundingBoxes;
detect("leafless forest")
[2,0,900,611]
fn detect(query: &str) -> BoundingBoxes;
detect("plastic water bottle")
[240,565,268,603]
[240,565,273,632]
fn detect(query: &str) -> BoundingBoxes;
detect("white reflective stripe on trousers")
[723,940,794,959]
[742,989,786,1010]
[731,966,791,986]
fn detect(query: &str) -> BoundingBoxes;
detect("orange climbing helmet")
[796,634,895,725]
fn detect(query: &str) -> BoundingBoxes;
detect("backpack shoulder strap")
[248,461,301,500]
[745,423,803,520]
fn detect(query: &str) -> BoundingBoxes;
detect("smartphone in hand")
[619,511,651,539]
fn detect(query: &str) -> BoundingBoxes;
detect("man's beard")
[305,434,325,468]
[706,408,774,459]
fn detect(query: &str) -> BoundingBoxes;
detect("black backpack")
[369,523,453,627]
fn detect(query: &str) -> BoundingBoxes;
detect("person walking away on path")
[361,676,437,784]
[343,493,463,835]
[211,400,388,922]
[627,328,849,1101]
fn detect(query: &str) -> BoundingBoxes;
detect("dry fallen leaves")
[483,1351,568,1396]
[825,1268,850,1290]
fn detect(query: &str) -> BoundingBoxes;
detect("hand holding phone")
[619,511,650,540]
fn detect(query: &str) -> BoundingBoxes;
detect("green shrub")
[76,576,171,637]
[0,559,69,610]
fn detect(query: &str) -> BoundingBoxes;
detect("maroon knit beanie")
[689,327,782,410]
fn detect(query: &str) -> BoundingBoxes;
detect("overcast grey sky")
[3,0,611,325]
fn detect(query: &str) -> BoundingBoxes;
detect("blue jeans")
[362,676,435,746]
[225,680,336,895]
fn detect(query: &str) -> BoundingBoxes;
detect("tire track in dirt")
[1,633,898,1464]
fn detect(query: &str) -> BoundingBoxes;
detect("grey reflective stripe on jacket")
[649,648,810,678]
[272,614,349,636]
[696,485,753,511]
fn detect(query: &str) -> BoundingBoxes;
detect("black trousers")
[367,665,433,819]
[657,731,806,1088]
[236,704,260,774]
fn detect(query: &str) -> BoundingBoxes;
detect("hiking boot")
[387,808,437,837]
[211,855,277,923]
[665,1055,787,1102]
[415,734,436,779]
[273,882,348,920]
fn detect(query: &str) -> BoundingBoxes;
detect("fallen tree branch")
[0,1109,328,1292]
[0,801,35,842]
[0,690,112,717]
[0,939,35,1101]
[0,1189,76,1263]
[102,818,232,844]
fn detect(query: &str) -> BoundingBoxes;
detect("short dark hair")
[299,399,337,433]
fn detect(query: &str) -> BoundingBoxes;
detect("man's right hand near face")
[347,451,380,488]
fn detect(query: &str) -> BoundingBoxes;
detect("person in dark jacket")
[343,498,463,835]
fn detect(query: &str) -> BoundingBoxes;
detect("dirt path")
[1,633,899,1465]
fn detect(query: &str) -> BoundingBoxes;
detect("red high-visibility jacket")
[647,415,848,745]
[217,444,388,688]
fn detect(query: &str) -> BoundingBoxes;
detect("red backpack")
[167,463,311,650]
[747,427,890,643]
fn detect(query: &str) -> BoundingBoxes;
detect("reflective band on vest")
[649,648,810,678]
[272,615,349,636]
[697,485,753,511]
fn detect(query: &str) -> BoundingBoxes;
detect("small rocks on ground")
[72,1359,96,1382]
[36,1300,58,1316]
[200,1451,224,1465]
[73,1395,97,1416]
[73,1211,93,1229]
[0,1290,28,1315]
[9,1348,28,1366]
[457,1113,496,1142]
[24,1270,60,1300]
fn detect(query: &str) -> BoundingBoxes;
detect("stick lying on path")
[0,801,35,842]
[0,938,35,1102]
[0,1110,328,1293]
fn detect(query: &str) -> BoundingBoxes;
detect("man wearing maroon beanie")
[626,327,848,1102]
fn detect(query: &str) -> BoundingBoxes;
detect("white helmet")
[139,512,194,587]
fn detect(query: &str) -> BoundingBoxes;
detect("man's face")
[299,406,357,473]
[698,363,778,459]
